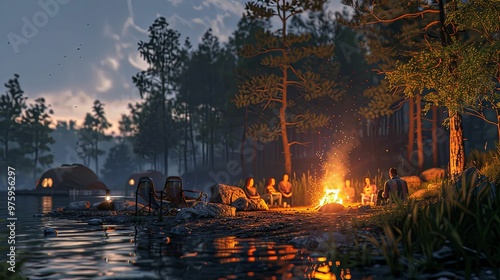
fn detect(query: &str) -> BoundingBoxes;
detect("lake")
[0,192,358,280]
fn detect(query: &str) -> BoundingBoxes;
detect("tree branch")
[288,141,311,147]
[361,9,439,25]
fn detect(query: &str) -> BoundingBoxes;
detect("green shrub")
[468,146,500,184]
[365,174,500,278]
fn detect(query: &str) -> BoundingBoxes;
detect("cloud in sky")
[1,0,345,134]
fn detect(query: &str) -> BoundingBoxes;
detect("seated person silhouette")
[278,173,293,207]
[264,177,282,207]
[342,179,355,204]
[377,167,409,205]
[243,177,260,200]
[361,176,377,205]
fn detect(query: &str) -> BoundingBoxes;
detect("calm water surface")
[0,192,359,280]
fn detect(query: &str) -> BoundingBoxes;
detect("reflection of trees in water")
[132,228,351,279]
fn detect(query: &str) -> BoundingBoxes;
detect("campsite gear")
[135,177,173,216]
[163,176,206,208]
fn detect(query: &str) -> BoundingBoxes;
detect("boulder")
[247,198,269,211]
[230,197,269,211]
[420,168,446,182]
[318,203,345,213]
[93,201,114,210]
[401,175,422,190]
[113,200,138,211]
[174,203,236,222]
[231,197,249,211]
[209,184,247,205]
[192,202,236,217]
[67,201,90,210]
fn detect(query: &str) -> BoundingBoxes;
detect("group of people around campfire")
[243,167,409,208]
[243,174,293,208]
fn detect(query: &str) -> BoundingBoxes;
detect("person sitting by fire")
[342,179,355,204]
[264,177,282,207]
[278,173,293,207]
[360,176,377,205]
[243,177,261,200]
[378,167,408,205]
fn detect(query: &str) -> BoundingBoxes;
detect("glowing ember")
[317,188,343,207]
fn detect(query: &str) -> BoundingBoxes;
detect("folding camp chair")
[135,177,173,216]
[162,176,206,208]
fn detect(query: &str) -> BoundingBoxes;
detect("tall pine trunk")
[189,112,197,170]
[439,0,465,176]
[431,106,439,167]
[183,106,188,174]
[33,120,39,181]
[416,95,424,172]
[407,97,415,160]
[449,113,465,176]
[241,107,248,177]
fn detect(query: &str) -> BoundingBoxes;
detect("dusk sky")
[1,0,344,134]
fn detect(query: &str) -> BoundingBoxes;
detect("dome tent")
[36,164,107,192]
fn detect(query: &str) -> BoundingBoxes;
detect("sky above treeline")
[1,0,344,134]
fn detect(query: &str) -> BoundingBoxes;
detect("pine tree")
[20,97,55,181]
[0,74,27,170]
[234,0,343,175]
[343,0,500,175]
[132,17,186,174]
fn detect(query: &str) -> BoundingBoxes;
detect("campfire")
[315,167,348,209]
[317,188,343,207]
[315,140,355,209]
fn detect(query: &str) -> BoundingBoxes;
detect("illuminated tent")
[126,170,166,190]
[35,164,107,191]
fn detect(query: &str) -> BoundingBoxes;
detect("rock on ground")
[175,202,236,222]
[401,175,422,191]
[209,184,246,205]
[67,201,90,210]
[420,168,445,182]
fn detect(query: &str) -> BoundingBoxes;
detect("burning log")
[317,203,345,213]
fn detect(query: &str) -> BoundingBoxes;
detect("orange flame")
[318,188,343,207]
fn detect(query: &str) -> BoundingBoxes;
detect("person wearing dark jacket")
[377,168,408,205]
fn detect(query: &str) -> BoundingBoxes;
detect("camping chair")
[135,177,173,216]
[162,176,206,208]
